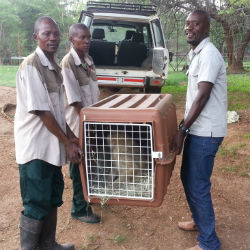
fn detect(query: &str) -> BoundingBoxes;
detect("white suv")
[79,1,169,93]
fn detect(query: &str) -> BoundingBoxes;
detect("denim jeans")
[181,135,223,250]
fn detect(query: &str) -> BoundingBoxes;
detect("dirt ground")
[0,86,249,250]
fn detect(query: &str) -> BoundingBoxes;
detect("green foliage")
[0,0,21,63]
[0,0,87,62]
[243,133,250,139]
[113,234,126,244]
[210,20,224,51]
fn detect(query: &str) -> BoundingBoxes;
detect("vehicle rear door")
[150,17,169,77]
[78,11,93,28]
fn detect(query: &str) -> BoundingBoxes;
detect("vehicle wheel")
[145,87,162,93]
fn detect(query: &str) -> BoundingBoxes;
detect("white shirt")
[61,48,99,137]
[14,47,67,166]
[184,37,227,137]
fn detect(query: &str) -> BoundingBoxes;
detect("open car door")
[78,11,94,28]
[150,18,169,77]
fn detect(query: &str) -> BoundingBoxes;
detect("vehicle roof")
[92,12,156,22]
[86,1,157,17]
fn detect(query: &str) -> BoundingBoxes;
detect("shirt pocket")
[43,68,63,93]
[76,67,90,86]
[189,64,199,77]
[189,64,199,84]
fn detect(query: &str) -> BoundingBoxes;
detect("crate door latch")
[152,151,163,159]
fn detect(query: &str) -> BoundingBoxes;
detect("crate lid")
[91,94,173,110]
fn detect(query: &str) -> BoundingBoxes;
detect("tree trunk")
[223,25,250,73]
[224,28,234,68]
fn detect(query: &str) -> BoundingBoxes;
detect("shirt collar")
[35,46,56,71]
[189,37,210,60]
[70,47,94,67]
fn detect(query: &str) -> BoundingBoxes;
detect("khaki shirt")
[14,47,67,166]
[61,48,99,137]
[185,38,227,137]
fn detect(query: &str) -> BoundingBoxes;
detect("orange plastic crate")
[79,93,177,207]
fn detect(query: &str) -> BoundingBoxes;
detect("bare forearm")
[66,124,77,140]
[182,94,210,128]
[36,110,82,163]
[36,111,69,145]
[182,82,213,128]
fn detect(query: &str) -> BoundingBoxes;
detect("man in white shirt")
[15,16,82,250]
[172,10,227,250]
[61,23,100,223]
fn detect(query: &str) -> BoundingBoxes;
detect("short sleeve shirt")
[14,47,67,166]
[61,47,100,137]
[184,38,227,137]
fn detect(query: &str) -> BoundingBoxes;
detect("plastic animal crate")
[79,93,177,207]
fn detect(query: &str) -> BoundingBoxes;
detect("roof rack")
[86,1,157,16]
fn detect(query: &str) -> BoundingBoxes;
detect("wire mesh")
[84,122,154,200]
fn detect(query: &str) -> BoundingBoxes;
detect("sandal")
[178,221,198,231]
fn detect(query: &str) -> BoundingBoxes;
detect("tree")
[0,0,86,62]
[149,0,250,73]
[10,0,77,59]
[0,0,21,64]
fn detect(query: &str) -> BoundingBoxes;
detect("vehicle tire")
[145,87,162,93]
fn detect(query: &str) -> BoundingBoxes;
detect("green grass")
[0,66,249,111]
[227,74,250,93]
[162,71,187,96]
[227,74,250,110]
[0,66,18,87]
[162,71,250,112]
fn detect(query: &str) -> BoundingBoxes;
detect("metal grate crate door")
[84,122,154,200]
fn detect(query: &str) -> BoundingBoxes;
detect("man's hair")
[191,9,211,25]
[34,16,59,34]
[69,23,89,38]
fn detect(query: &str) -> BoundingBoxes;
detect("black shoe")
[71,213,101,223]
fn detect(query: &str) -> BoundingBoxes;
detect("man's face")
[70,28,91,54]
[33,19,60,53]
[184,13,209,48]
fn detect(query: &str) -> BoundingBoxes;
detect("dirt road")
[0,86,249,250]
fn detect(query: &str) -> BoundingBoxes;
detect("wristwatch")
[179,124,190,135]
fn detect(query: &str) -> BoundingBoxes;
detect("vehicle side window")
[151,19,165,48]
[142,26,153,48]
[80,14,92,28]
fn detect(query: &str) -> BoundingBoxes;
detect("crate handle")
[156,152,176,165]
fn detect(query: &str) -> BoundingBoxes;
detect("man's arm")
[172,81,213,155]
[70,102,83,115]
[36,111,82,163]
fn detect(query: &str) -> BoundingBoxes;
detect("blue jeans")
[181,135,223,250]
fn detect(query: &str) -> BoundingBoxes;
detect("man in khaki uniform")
[15,16,82,250]
[61,23,100,223]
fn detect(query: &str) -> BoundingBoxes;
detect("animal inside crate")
[79,93,177,207]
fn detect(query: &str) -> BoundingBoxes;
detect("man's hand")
[36,111,84,163]
[171,130,186,155]
[65,140,83,164]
